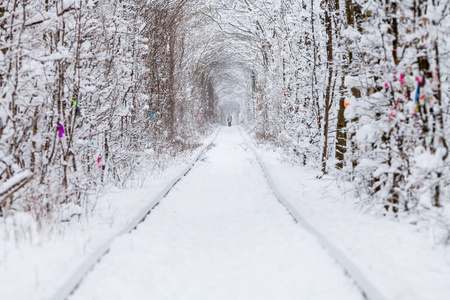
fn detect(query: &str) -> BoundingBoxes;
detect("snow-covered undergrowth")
[1,134,204,238]
[250,118,450,247]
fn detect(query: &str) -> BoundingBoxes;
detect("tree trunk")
[321,3,333,174]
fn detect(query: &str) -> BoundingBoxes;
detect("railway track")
[52,126,384,300]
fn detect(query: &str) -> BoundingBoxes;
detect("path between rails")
[70,126,365,300]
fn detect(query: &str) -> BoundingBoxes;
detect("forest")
[1,0,449,241]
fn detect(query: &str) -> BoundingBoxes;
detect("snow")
[344,75,362,88]
[356,124,378,144]
[63,0,75,11]
[0,170,32,196]
[415,152,445,171]
[25,12,50,27]
[38,52,66,62]
[342,26,361,40]
[69,127,363,300]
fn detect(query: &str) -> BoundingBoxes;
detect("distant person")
[227,114,232,127]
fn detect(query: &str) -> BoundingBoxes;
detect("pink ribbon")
[400,73,405,94]
[389,98,402,122]
[98,156,102,169]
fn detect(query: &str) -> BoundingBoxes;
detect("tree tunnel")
[186,30,258,131]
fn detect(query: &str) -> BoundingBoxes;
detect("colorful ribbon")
[57,122,64,138]
[389,98,402,122]
[415,76,421,104]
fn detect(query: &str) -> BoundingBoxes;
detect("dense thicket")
[1,0,449,240]
[222,0,450,238]
[0,0,215,224]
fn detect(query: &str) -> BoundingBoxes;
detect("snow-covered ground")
[0,130,217,300]
[250,133,450,300]
[1,126,450,300]
[69,126,363,300]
